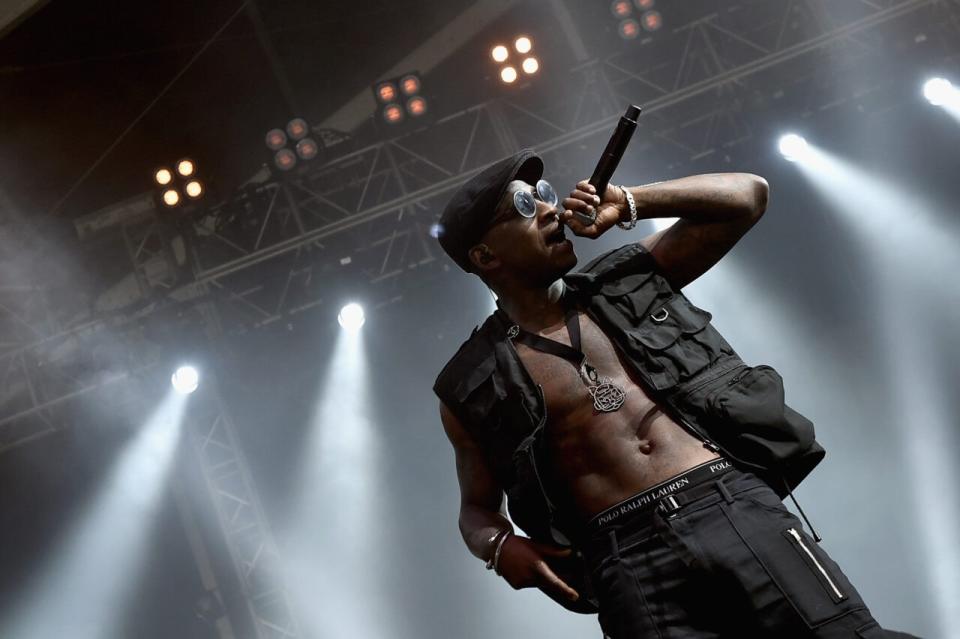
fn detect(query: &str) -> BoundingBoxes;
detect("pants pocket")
[721,496,867,629]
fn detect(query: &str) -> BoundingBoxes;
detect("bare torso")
[513,306,719,521]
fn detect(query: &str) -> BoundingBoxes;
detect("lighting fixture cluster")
[265,117,320,172]
[373,72,428,125]
[155,159,204,207]
[610,0,662,40]
[491,36,539,84]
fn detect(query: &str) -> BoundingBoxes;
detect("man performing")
[432,149,917,638]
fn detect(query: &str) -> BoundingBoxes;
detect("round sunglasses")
[512,179,559,218]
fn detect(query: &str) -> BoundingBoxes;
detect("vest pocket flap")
[705,365,816,461]
[634,296,713,350]
[453,354,497,402]
[598,270,654,297]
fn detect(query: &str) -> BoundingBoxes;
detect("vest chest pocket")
[627,294,724,390]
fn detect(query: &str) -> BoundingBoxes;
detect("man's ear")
[468,244,499,273]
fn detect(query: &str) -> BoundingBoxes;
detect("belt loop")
[607,529,620,559]
[716,477,735,504]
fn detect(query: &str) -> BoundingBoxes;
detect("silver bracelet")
[484,530,512,574]
[616,186,638,230]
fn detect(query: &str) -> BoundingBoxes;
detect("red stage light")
[265,128,287,150]
[634,0,655,9]
[642,10,662,31]
[611,0,632,18]
[383,103,405,124]
[619,18,640,39]
[296,138,319,160]
[400,75,421,96]
[274,148,297,171]
[406,96,427,117]
[377,82,397,103]
[286,118,309,141]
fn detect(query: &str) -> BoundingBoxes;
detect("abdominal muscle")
[514,311,719,521]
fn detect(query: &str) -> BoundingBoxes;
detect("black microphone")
[575,105,642,226]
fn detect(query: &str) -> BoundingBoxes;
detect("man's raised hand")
[561,180,627,239]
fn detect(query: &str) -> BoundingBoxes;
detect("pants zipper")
[785,528,844,601]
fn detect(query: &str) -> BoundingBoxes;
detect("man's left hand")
[560,180,626,239]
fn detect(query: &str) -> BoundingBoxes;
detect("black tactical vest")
[433,243,825,609]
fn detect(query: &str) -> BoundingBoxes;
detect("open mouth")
[545,225,567,245]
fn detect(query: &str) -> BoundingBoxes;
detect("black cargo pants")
[582,469,917,638]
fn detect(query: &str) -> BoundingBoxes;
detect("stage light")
[376,82,397,103]
[265,128,287,150]
[778,133,809,161]
[611,0,632,18]
[642,10,662,31]
[400,74,420,96]
[171,365,199,394]
[176,159,195,177]
[155,168,173,186]
[162,189,181,207]
[406,96,428,117]
[274,148,297,171]
[491,44,509,62]
[923,77,955,106]
[429,223,443,238]
[514,36,532,54]
[383,103,405,123]
[521,57,539,75]
[618,18,640,39]
[286,117,309,141]
[500,66,518,83]
[338,303,365,330]
[634,0,655,9]
[296,138,319,160]
[184,180,203,199]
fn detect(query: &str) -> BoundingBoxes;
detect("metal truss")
[4,0,957,450]
[187,379,302,639]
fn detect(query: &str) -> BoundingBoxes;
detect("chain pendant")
[581,363,625,412]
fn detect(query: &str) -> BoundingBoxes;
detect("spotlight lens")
[923,77,954,106]
[491,45,509,62]
[407,96,428,117]
[155,168,173,185]
[265,128,287,150]
[176,159,195,177]
[618,18,640,39]
[634,0,655,9]
[185,180,203,198]
[400,74,420,96]
[377,82,397,103]
[521,57,539,75]
[514,36,532,54]
[274,148,298,171]
[500,66,518,84]
[778,133,809,161]
[162,189,180,206]
[171,365,199,395]
[286,117,309,141]
[611,0,632,18]
[642,10,662,31]
[383,103,405,124]
[296,138,319,160]
[338,303,365,330]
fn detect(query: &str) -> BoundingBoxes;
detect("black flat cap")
[437,149,543,272]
